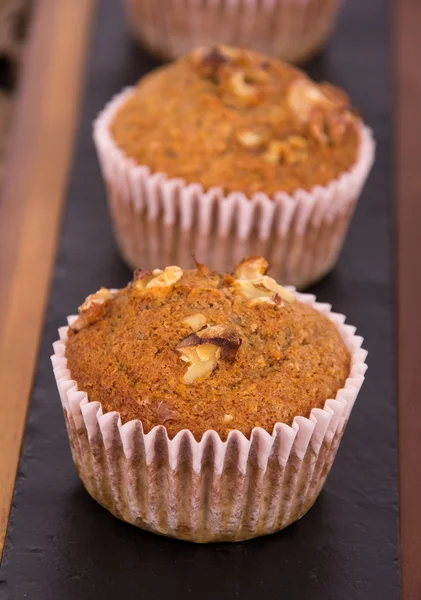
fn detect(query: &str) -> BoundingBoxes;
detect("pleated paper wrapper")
[51,290,367,543]
[123,0,342,64]
[93,88,375,289]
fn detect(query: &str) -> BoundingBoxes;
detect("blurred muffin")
[94,45,374,288]
[52,257,367,542]
[0,0,33,184]
[123,0,342,64]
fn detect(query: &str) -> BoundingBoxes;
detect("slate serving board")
[0,0,398,598]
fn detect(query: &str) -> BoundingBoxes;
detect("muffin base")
[52,291,367,543]
[94,89,375,289]
[123,0,342,64]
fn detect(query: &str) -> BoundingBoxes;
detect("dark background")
[0,0,398,598]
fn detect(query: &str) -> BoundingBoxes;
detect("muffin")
[94,45,374,289]
[52,258,367,542]
[123,0,342,64]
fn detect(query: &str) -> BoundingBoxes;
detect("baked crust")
[110,45,360,197]
[66,258,350,439]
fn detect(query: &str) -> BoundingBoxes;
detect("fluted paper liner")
[123,0,342,64]
[93,89,375,289]
[51,291,367,543]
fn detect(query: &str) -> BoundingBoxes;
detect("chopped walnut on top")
[190,45,241,85]
[176,325,241,383]
[133,269,155,290]
[191,44,238,75]
[236,129,267,150]
[196,325,241,361]
[70,288,114,332]
[177,343,221,384]
[228,70,263,106]
[233,257,295,305]
[183,313,207,332]
[263,136,308,165]
[133,266,182,291]
[146,266,183,288]
[191,45,270,107]
[236,125,309,164]
[234,256,269,280]
[287,78,353,145]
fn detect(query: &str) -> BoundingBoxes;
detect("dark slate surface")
[0,0,398,598]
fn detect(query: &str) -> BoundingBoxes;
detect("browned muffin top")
[65,258,350,440]
[110,45,360,197]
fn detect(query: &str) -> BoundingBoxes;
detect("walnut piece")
[263,141,285,165]
[263,136,308,165]
[234,279,274,301]
[196,325,241,361]
[183,313,207,332]
[193,44,238,65]
[191,46,269,107]
[145,266,183,288]
[288,78,352,144]
[249,296,277,306]
[234,257,269,280]
[133,269,155,290]
[191,45,239,80]
[229,70,261,105]
[177,343,221,384]
[243,67,270,84]
[288,79,330,120]
[236,130,266,149]
[133,266,181,290]
[223,414,234,424]
[71,288,113,332]
[254,276,295,303]
[233,257,295,305]
[176,325,241,383]
[318,82,350,107]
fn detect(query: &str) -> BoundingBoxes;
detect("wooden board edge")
[396,0,421,598]
[0,0,96,560]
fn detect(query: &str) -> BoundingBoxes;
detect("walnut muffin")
[123,0,342,65]
[94,45,374,289]
[66,257,350,439]
[111,45,359,198]
[52,258,367,541]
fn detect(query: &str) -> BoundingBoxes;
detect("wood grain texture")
[396,1,421,598]
[0,0,96,559]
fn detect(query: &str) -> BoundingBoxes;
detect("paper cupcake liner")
[51,291,367,543]
[93,88,375,289]
[123,0,342,64]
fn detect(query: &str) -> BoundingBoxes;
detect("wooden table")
[0,0,419,597]
[0,0,95,558]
